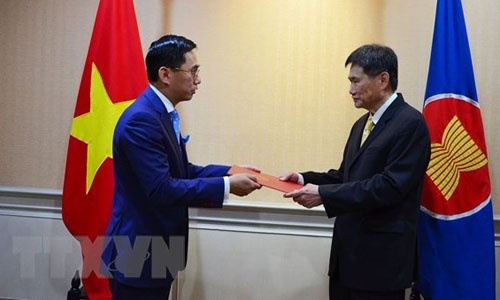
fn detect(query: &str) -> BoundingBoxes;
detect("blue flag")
[417,0,495,299]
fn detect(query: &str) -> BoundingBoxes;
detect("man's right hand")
[229,173,261,196]
[279,172,299,183]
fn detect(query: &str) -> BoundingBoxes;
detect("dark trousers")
[329,276,405,300]
[109,279,171,300]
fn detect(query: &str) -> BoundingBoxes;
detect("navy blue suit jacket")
[302,94,430,291]
[101,86,230,287]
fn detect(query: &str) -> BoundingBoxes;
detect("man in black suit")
[282,44,430,300]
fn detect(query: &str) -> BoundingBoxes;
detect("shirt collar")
[149,84,175,113]
[371,92,397,124]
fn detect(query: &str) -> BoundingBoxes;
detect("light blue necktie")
[170,109,180,143]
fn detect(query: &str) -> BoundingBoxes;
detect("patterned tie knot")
[170,109,180,143]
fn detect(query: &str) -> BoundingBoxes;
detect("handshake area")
[228,166,303,193]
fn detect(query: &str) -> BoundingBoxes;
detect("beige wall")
[0,0,499,211]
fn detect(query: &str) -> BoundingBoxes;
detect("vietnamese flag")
[62,0,147,298]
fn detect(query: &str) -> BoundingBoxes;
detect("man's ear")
[158,66,171,86]
[379,72,390,90]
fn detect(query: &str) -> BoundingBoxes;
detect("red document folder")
[227,166,303,193]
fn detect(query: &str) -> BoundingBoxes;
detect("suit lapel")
[179,135,190,176]
[346,94,405,172]
[143,87,187,177]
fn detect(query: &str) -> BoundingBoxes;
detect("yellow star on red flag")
[70,63,134,194]
[61,1,147,297]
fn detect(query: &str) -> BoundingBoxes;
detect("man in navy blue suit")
[282,45,430,300]
[101,35,261,299]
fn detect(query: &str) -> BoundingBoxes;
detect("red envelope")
[227,166,303,193]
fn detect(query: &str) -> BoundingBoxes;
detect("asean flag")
[416,0,495,299]
[61,0,147,298]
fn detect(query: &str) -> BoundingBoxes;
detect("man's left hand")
[283,184,322,208]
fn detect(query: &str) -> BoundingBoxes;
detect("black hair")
[145,35,197,82]
[345,44,398,91]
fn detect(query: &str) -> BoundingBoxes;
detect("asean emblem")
[421,95,491,219]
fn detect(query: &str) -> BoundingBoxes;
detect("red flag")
[62,0,147,298]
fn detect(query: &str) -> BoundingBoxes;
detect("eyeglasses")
[171,67,200,80]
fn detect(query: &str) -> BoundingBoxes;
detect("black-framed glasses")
[171,67,200,80]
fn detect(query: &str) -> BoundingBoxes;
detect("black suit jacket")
[302,94,430,291]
